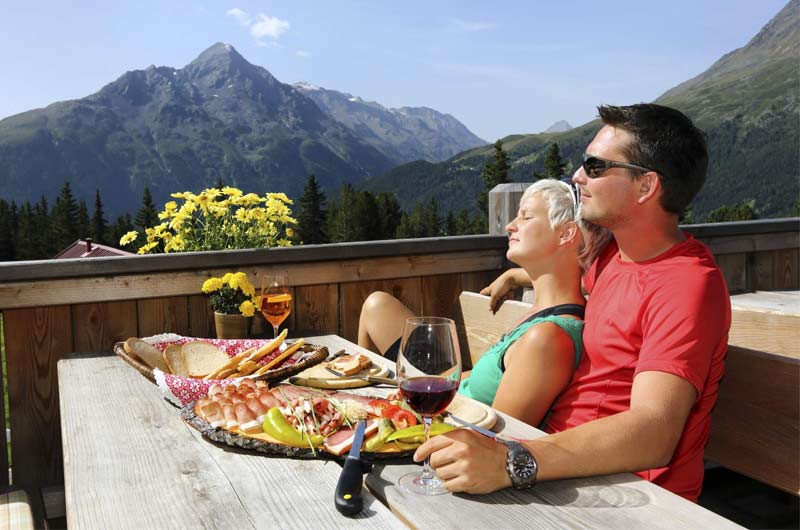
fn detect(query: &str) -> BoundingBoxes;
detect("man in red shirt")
[415,103,731,501]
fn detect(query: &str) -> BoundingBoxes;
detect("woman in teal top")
[359,178,601,427]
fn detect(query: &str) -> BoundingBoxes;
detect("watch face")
[513,453,536,479]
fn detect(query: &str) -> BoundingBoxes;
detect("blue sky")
[0,0,788,141]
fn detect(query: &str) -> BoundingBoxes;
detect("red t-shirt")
[544,233,731,501]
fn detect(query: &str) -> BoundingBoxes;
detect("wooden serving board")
[291,360,391,389]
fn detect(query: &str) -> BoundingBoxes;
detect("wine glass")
[396,316,462,495]
[260,274,292,338]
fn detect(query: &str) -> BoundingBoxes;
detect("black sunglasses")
[582,154,655,179]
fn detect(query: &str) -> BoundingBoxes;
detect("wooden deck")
[0,218,798,500]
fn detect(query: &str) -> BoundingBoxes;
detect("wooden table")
[59,335,742,529]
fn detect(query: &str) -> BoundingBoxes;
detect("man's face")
[572,125,640,228]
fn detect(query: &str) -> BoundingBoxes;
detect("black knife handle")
[335,455,365,516]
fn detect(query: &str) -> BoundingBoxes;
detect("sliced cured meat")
[323,419,379,455]
[271,384,328,402]
[246,396,269,421]
[222,403,238,429]
[257,391,282,409]
[208,384,225,397]
[235,402,262,433]
[197,400,225,428]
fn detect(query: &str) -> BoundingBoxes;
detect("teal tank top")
[458,315,583,408]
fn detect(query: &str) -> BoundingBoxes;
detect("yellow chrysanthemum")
[239,300,256,317]
[203,188,222,199]
[285,227,295,238]
[202,277,223,293]
[221,273,233,284]
[119,231,138,246]
[235,207,249,222]
[222,186,242,198]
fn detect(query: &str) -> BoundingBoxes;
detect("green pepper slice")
[262,407,323,447]
[386,422,458,443]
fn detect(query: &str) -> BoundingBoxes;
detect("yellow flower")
[196,193,210,211]
[165,201,178,211]
[268,192,293,205]
[250,207,266,220]
[285,227,295,238]
[239,300,256,317]
[222,186,242,198]
[203,188,222,199]
[235,207,249,222]
[221,273,233,284]
[202,277,223,293]
[119,231,138,246]
[137,241,159,255]
[209,204,228,217]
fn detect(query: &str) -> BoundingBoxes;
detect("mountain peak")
[544,120,572,133]
[190,42,248,67]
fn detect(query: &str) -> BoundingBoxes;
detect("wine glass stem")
[273,324,280,339]
[420,417,435,483]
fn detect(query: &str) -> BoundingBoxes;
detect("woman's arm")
[479,268,532,312]
[491,322,576,427]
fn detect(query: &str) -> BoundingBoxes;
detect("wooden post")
[488,183,530,235]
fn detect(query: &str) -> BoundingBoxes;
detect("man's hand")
[479,268,531,313]
[413,429,512,494]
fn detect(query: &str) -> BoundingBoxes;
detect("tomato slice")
[390,408,418,430]
[369,400,400,418]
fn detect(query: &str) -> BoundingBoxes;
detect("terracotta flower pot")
[214,312,253,339]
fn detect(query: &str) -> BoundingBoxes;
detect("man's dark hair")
[598,103,708,215]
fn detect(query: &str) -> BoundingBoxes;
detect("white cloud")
[451,19,496,32]
[225,9,290,46]
[250,14,290,42]
[296,50,311,58]
[226,8,251,27]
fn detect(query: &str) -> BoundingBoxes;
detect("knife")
[334,419,367,516]
[448,414,498,439]
[324,367,398,386]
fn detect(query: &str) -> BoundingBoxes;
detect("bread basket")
[113,338,328,386]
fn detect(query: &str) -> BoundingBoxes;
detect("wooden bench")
[452,290,800,495]
[1,489,35,530]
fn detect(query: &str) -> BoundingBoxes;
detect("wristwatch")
[501,440,538,489]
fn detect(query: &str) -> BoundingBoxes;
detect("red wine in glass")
[396,316,462,496]
[400,377,459,416]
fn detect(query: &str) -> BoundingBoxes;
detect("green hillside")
[366,0,800,220]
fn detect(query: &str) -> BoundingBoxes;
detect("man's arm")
[415,370,697,493]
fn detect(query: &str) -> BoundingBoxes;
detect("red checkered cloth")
[143,334,296,406]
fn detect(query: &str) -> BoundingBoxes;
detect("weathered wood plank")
[58,353,406,530]
[703,231,799,255]
[729,291,799,359]
[339,278,422,344]
[187,294,213,339]
[705,347,800,494]
[715,253,748,294]
[0,316,7,490]
[421,274,462,319]
[4,306,71,488]
[72,301,137,352]
[0,251,505,310]
[295,284,339,335]
[305,336,743,530]
[136,297,190,337]
[453,291,532,368]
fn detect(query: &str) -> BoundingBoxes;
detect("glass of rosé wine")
[260,275,292,338]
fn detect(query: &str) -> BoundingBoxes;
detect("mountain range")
[0,43,484,216]
[365,0,799,220]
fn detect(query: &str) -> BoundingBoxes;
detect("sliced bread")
[124,338,170,372]
[162,344,189,377]
[183,341,229,378]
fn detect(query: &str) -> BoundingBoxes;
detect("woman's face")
[505,193,561,266]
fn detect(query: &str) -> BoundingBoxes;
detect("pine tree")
[0,200,14,261]
[77,200,90,241]
[110,214,135,248]
[34,196,53,257]
[375,192,402,240]
[422,198,441,237]
[296,174,328,244]
[706,200,758,223]
[15,202,38,260]
[135,187,158,231]
[478,140,510,215]
[535,142,566,180]
[51,182,79,254]
[91,189,108,245]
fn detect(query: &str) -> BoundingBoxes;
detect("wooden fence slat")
[295,284,339,335]
[3,306,72,488]
[136,297,190,337]
[421,274,463,319]
[187,295,213,339]
[72,301,137,352]
[774,248,799,289]
[340,281,383,344]
[715,253,748,293]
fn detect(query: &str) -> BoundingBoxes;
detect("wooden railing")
[0,219,798,493]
